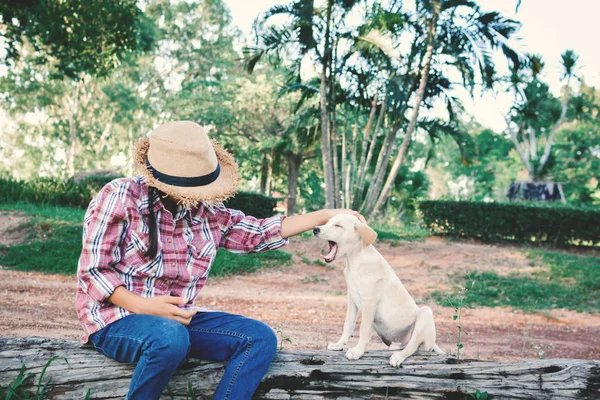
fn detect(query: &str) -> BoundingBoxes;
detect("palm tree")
[243,0,362,209]
[504,50,578,181]
[365,0,523,215]
[271,107,321,215]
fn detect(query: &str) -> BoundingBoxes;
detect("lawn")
[0,203,291,276]
[431,249,600,313]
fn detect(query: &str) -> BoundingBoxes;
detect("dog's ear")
[355,221,377,247]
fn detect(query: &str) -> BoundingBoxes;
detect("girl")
[76,120,363,399]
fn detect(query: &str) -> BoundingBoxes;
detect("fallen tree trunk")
[1,337,598,399]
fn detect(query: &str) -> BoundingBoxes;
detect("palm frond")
[441,0,479,12]
[241,46,266,74]
[560,49,579,79]
[263,4,294,19]
[357,30,400,63]
[528,53,544,77]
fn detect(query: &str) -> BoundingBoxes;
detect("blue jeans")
[89,312,277,400]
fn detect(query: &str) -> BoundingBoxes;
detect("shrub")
[419,200,600,247]
[0,176,277,217]
[0,175,121,208]
[224,191,278,218]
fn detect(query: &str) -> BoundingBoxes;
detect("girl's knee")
[146,320,190,360]
[251,321,278,355]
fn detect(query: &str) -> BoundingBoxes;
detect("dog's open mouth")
[321,241,338,263]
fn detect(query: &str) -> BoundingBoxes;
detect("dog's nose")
[313,227,320,235]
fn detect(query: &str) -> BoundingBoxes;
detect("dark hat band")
[146,160,220,187]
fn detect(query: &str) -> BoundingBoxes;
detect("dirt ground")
[0,211,599,362]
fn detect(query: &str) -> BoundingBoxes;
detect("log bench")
[1,337,598,399]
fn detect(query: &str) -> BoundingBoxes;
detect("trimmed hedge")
[0,175,121,208]
[224,191,278,219]
[419,200,600,247]
[0,176,277,218]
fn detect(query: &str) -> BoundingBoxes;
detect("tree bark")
[66,79,80,178]
[341,112,348,207]
[260,152,270,195]
[320,0,335,209]
[1,337,598,400]
[286,152,302,216]
[538,76,571,175]
[345,124,359,209]
[352,93,378,210]
[363,122,400,212]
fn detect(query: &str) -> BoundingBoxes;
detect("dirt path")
[1,215,599,362]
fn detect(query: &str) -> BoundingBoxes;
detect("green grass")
[431,250,600,313]
[0,203,85,274]
[372,224,430,243]
[297,221,430,243]
[210,249,292,277]
[0,202,292,276]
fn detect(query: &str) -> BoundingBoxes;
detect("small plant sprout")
[533,343,553,360]
[468,389,489,399]
[448,282,474,360]
[0,355,68,399]
[275,325,292,351]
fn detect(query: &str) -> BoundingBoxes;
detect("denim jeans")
[89,312,277,400]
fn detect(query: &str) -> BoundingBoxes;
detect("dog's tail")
[432,344,446,354]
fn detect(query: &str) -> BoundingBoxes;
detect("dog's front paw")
[327,342,344,351]
[345,346,364,360]
[389,351,406,367]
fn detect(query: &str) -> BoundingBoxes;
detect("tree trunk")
[341,112,348,207]
[1,337,598,399]
[66,79,80,178]
[362,121,400,213]
[331,111,340,208]
[260,152,270,195]
[345,124,359,209]
[369,1,440,215]
[355,91,388,208]
[538,75,571,176]
[352,93,378,210]
[320,0,335,209]
[286,153,302,216]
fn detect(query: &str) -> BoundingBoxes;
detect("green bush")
[224,191,278,218]
[419,200,600,247]
[0,175,121,209]
[0,176,277,217]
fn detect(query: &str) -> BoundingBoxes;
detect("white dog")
[314,214,444,366]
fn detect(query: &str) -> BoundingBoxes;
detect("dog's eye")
[334,224,342,228]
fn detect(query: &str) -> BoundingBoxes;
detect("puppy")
[314,214,444,366]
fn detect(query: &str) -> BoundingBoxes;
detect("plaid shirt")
[76,176,288,343]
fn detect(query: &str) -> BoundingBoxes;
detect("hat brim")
[133,137,240,207]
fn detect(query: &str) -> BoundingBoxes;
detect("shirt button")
[167,238,173,243]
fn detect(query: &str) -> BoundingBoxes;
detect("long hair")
[144,186,159,260]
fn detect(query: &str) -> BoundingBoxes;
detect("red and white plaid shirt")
[76,176,288,343]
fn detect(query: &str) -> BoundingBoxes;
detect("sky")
[223,0,600,132]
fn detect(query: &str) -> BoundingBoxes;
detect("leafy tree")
[365,0,522,215]
[0,0,153,78]
[547,82,600,204]
[244,0,363,208]
[503,50,579,181]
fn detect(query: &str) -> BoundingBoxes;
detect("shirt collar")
[137,176,202,224]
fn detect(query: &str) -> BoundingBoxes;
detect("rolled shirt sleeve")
[216,205,289,254]
[77,184,128,304]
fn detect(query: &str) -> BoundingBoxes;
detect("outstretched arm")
[280,208,365,239]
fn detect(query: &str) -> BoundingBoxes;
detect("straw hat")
[133,121,239,207]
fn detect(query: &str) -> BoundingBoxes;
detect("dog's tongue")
[321,241,337,263]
